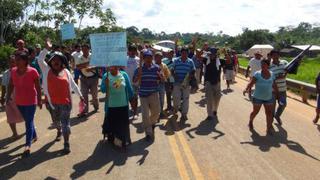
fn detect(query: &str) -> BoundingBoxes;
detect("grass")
[238,56,320,84]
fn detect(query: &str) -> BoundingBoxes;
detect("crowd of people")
[0,38,319,157]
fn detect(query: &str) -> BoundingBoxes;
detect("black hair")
[82,44,90,48]
[15,52,29,66]
[27,47,35,55]
[261,59,270,66]
[52,44,61,51]
[180,46,189,53]
[270,50,280,55]
[128,44,137,52]
[74,44,81,49]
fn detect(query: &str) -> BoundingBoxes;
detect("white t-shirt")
[249,58,262,77]
[71,51,83,65]
[76,53,91,65]
[125,56,140,82]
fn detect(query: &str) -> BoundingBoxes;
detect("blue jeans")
[274,92,287,118]
[17,105,37,147]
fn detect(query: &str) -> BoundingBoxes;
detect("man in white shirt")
[125,44,140,119]
[76,44,99,116]
[245,51,263,99]
[246,51,263,78]
[71,44,83,84]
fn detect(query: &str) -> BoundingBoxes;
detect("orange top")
[47,70,70,104]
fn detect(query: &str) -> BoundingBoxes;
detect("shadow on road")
[186,117,225,140]
[316,124,320,133]
[158,115,191,136]
[70,139,151,179]
[241,124,320,161]
[0,134,25,150]
[194,96,206,108]
[0,106,5,112]
[0,140,65,179]
[131,122,145,134]
[70,111,96,127]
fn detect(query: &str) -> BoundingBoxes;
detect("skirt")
[5,100,24,124]
[103,106,130,145]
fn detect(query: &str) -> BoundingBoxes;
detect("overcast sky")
[83,0,320,36]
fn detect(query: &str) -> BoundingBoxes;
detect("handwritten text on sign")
[89,32,127,67]
[60,23,76,40]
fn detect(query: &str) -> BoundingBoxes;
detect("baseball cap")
[35,44,41,49]
[209,47,218,55]
[17,39,25,44]
[143,49,153,57]
[155,51,163,56]
[48,51,68,66]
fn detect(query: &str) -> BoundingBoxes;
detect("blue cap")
[209,47,218,55]
[143,49,153,57]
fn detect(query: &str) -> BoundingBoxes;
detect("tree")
[96,8,116,29]
[0,0,31,45]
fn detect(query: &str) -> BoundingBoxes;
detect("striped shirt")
[134,63,160,97]
[269,60,288,92]
[173,57,196,84]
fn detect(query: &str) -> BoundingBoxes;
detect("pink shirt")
[11,67,39,105]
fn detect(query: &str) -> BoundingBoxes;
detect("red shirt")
[47,70,71,105]
[11,67,39,105]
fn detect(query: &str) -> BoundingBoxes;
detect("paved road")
[0,75,319,180]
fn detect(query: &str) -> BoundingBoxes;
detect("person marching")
[154,51,171,119]
[243,60,279,135]
[245,51,263,99]
[162,49,175,112]
[269,50,289,125]
[172,46,196,122]
[133,50,163,142]
[76,44,99,116]
[71,44,82,85]
[6,52,42,157]
[1,55,24,138]
[101,66,133,151]
[37,40,84,154]
[192,49,204,87]
[313,72,320,124]
[222,50,235,90]
[125,44,140,119]
[203,47,222,120]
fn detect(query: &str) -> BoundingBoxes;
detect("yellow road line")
[168,134,191,180]
[176,131,205,180]
[164,120,190,180]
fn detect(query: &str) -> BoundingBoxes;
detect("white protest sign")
[89,32,127,67]
[61,23,76,40]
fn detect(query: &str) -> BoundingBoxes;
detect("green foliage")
[0,0,31,44]
[287,56,320,84]
[0,45,15,72]
[238,57,249,67]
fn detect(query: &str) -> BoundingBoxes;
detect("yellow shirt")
[159,63,171,81]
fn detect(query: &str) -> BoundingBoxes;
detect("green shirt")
[108,72,128,107]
